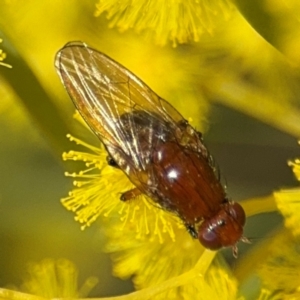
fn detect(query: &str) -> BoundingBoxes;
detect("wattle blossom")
[0,39,11,68]
[1,0,300,299]
[95,0,233,46]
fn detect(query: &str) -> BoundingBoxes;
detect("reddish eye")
[198,221,223,250]
[229,202,246,226]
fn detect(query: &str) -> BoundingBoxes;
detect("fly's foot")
[107,156,119,168]
[120,188,142,201]
[186,224,198,239]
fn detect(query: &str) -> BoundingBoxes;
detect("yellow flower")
[61,117,241,298]
[0,39,12,68]
[274,188,300,237]
[2,1,300,300]
[288,157,300,181]
[274,152,300,237]
[0,259,98,300]
[94,0,233,46]
[0,254,237,300]
[232,144,300,300]
[60,113,300,299]
[62,133,183,241]
[257,229,300,299]
[256,288,286,300]
[23,259,98,298]
[105,223,238,299]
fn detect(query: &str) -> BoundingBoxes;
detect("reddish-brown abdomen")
[151,141,226,224]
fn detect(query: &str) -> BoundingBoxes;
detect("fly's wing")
[55,41,185,172]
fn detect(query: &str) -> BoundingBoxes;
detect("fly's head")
[197,201,248,257]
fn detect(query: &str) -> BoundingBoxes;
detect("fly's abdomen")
[151,141,226,224]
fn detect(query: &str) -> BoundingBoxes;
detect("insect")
[55,41,248,256]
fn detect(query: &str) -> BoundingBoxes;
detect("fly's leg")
[107,155,142,201]
[186,224,198,239]
[120,188,142,201]
[107,155,119,168]
[196,130,203,141]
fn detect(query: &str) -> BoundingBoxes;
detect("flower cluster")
[0,39,11,68]
[2,0,300,299]
[95,0,233,46]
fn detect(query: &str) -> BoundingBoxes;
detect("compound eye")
[198,223,222,250]
[229,202,246,226]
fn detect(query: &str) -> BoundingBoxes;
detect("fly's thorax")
[175,120,207,156]
[119,110,174,142]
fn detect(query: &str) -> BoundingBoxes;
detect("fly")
[55,42,249,256]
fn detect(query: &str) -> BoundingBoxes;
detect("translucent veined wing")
[55,42,185,172]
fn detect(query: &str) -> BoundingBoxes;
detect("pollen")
[257,229,300,297]
[274,188,300,237]
[0,39,12,68]
[274,156,300,237]
[288,158,300,181]
[20,259,98,298]
[62,134,182,240]
[94,0,233,46]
